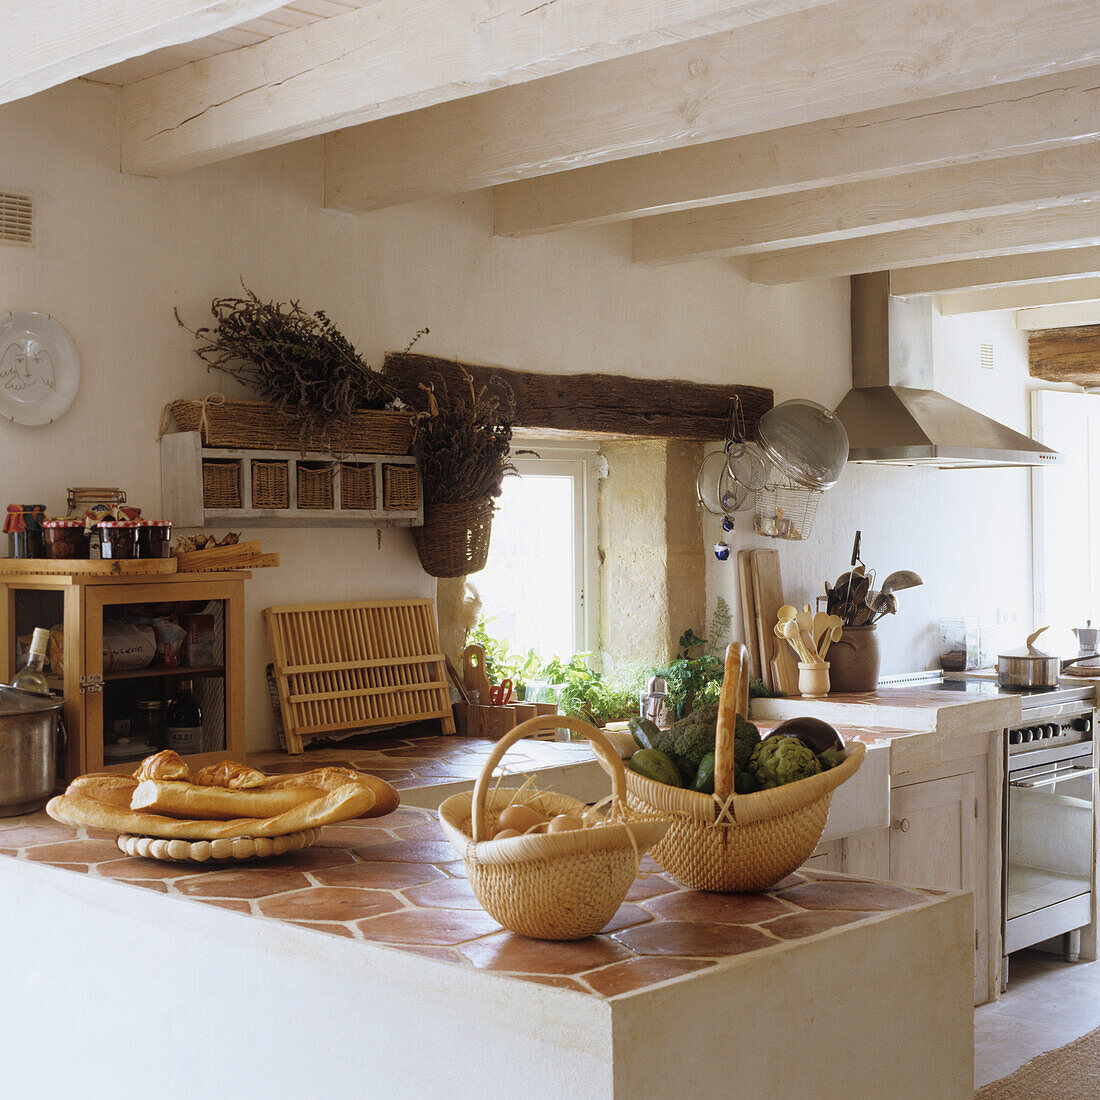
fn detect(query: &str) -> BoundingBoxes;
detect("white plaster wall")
[0,81,852,748]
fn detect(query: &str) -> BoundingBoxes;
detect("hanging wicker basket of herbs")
[173,288,419,455]
[407,366,515,579]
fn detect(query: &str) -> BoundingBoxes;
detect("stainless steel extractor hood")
[834,272,1061,468]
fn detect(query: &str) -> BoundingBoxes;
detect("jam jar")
[42,519,91,559]
[97,520,140,559]
[135,519,173,558]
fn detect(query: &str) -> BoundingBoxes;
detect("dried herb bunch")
[176,287,402,444]
[415,368,516,506]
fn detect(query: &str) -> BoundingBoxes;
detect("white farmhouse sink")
[820,740,891,842]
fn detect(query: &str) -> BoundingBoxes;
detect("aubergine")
[763,716,844,755]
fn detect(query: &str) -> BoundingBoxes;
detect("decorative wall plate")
[0,311,81,425]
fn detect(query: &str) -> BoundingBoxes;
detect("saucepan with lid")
[0,684,64,816]
[997,627,1095,690]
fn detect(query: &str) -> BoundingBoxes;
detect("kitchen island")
[0,734,972,1099]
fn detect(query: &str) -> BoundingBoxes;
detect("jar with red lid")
[136,520,173,559]
[98,520,140,559]
[42,519,91,559]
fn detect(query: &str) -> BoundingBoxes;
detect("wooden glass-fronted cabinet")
[0,570,246,780]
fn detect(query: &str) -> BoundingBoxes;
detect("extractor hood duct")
[834,272,1061,468]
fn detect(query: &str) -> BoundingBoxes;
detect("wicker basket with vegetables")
[618,641,864,893]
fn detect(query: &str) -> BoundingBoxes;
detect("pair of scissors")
[489,679,514,706]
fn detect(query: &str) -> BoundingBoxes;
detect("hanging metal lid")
[756,399,849,490]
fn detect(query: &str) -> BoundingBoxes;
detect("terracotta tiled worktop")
[0,796,944,999]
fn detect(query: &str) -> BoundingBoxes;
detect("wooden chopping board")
[751,549,798,694]
[737,550,762,682]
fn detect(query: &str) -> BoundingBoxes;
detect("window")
[1031,390,1100,653]
[473,441,600,661]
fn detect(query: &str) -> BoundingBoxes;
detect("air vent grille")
[0,191,33,246]
[979,342,994,371]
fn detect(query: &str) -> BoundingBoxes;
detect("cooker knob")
[1073,715,1093,734]
[1009,730,1023,745]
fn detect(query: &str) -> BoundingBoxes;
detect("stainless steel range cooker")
[902,675,1097,987]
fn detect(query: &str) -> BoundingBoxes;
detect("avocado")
[628,715,662,752]
[628,748,683,787]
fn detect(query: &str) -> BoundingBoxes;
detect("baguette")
[131,779,322,820]
[192,760,267,790]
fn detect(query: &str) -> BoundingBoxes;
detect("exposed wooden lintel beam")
[326,0,1100,212]
[495,68,1100,236]
[1029,325,1100,385]
[120,0,830,176]
[383,353,772,442]
[0,0,288,106]
[633,143,1100,264]
[749,204,1100,285]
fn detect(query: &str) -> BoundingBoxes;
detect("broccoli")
[650,703,763,784]
[734,714,761,771]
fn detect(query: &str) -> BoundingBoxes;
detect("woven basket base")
[468,847,640,940]
[116,828,320,863]
[627,792,831,893]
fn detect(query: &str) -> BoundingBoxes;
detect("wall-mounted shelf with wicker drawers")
[161,431,423,528]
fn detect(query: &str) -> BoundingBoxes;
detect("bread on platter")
[46,752,399,839]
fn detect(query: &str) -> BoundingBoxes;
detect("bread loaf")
[192,761,267,789]
[131,779,322,820]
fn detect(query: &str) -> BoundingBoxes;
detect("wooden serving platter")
[0,557,177,575]
[174,540,279,572]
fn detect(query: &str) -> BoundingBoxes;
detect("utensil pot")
[827,625,880,693]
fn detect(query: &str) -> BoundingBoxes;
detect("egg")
[491,827,521,840]
[496,804,545,834]
[547,814,583,833]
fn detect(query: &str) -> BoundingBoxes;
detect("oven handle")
[1010,765,1098,789]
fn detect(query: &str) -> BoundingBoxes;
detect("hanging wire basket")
[753,474,821,541]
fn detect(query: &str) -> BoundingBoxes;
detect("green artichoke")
[747,735,822,790]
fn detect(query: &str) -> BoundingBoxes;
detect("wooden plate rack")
[264,598,455,753]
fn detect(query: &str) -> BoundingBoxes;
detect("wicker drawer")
[382,463,420,511]
[297,462,335,509]
[251,460,289,509]
[202,459,241,509]
[340,463,376,510]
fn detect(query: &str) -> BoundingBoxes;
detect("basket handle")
[471,716,627,843]
[714,642,750,801]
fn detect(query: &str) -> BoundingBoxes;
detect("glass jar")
[136,520,172,558]
[7,530,44,558]
[131,699,165,750]
[42,519,91,559]
[97,520,139,559]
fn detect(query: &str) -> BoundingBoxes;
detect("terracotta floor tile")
[623,875,678,902]
[24,839,121,865]
[644,890,792,925]
[386,943,466,965]
[0,848,15,856]
[254,849,357,873]
[358,908,502,945]
[371,808,435,829]
[515,974,590,992]
[613,920,774,957]
[389,823,450,841]
[257,887,403,922]
[288,921,356,938]
[582,957,715,997]
[0,823,78,847]
[97,857,196,880]
[199,899,253,913]
[403,878,481,910]
[354,840,457,864]
[174,868,310,899]
[777,880,928,912]
[312,861,446,890]
[459,933,632,974]
[440,862,468,877]
[763,909,879,939]
[316,825,397,848]
[771,872,807,890]
[122,879,169,893]
[412,762,491,778]
[600,905,652,934]
[50,863,88,873]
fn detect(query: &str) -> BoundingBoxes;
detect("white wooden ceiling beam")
[326,0,1100,212]
[633,143,1100,264]
[0,0,289,106]
[890,247,1100,296]
[120,0,830,176]
[494,68,1100,236]
[931,280,1100,317]
[748,204,1100,284]
[1015,300,1100,329]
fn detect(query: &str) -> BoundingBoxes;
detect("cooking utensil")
[775,620,811,664]
[819,624,843,659]
[696,449,752,516]
[737,551,762,680]
[724,442,767,495]
[777,604,798,623]
[752,549,798,694]
[0,684,64,816]
[880,570,923,594]
[997,626,1097,689]
[755,399,849,490]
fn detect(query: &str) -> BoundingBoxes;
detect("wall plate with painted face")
[0,311,80,425]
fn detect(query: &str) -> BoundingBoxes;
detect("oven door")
[1004,740,1097,954]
